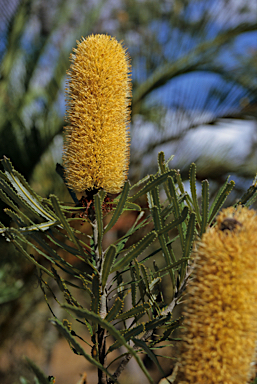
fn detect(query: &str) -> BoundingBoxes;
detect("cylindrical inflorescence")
[63,34,132,194]
[177,206,257,384]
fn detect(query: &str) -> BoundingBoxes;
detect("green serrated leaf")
[25,357,49,384]
[51,267,82,308]
[116,272,125,300]
[91,274,101,314]
[245,192,257,207]
[153,258,189,277]
[132,338,165,376]
[124,201,141,211]
[167,176,184,249]
[129,174,151,190]
[134,260,146,303]
[182,213,196,260]
[0,179,39,222]
[105,297,124,322]
[101,244,117,289]
[157,152,174,203]
[158,151,166,174]
[140,264,150,292]
[152,317,183,344]
[10,236,54,278]
[2,157,55,221]
[61,305,154,384]
[98,189,107,204]
[130,266,137,307]
[208,180,235,224]
[104,181,130,233]
[200,179,209,236]
[165,154,175,166]
[150,205,175,286]
[189,163,201,224]
[157,206,188,236]
[50,195,85,258]
[113,212,146,254]
[111,231,157,273]
[116,303,151,321]
[145,313,171,331]
[4,208,27,227]
[94,193,103,257]
[108,324,145,352]
[236,182,257,207]
[50,318,117,382]
[129,170,176,203]
[180,213,195,284]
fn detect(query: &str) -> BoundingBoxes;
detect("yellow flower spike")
[63,34,132,194]
[177,206,257,384]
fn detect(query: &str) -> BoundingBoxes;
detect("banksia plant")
[176,206,257,384]
[63,34,132,194]
[2,32,257,384]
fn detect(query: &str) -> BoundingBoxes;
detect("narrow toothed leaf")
[129,170,176,203]
[0,179,40,221]
[208,180,235,224]
[50,318,117,382]
[144,313,171,331]
[124,201,141,211]
[11,237,54,278]
[104,181,130,233]
[158,151,166,174]
[236,180,257,207]
[91,274,101,314]
[93,193,103,256]
[2,157,55,221]
[167,176,184,249]
[115,303,151,321]
[132,338,165,376]
[180,213,196,284]
[4,208,27,227]
[50,194,85,257]
[105,297,124,322]
[200,179,209,236]
[189,163,201,224]
[111,231,157,273]
[130,266,137,307]
[151,205,175,286]
[134,259,146,302]
[108,324,145,352]
[101,244,117,288]
[130,174,151,190]
[157,206,188,236]
[182,213,196,260]
[61,305,154,384]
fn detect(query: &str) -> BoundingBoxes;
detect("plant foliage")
[0,154,257,383]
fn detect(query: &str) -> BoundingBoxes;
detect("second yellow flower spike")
[177,206,257,384]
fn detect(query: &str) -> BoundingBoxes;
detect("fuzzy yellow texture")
[63,34,131,194]
[177,206,257,384]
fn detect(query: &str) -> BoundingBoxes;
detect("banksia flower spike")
[177,206,257,384]
[63,34,131,194]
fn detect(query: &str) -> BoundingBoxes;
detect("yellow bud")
[63,34,132,194]
[177,206,257,384]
